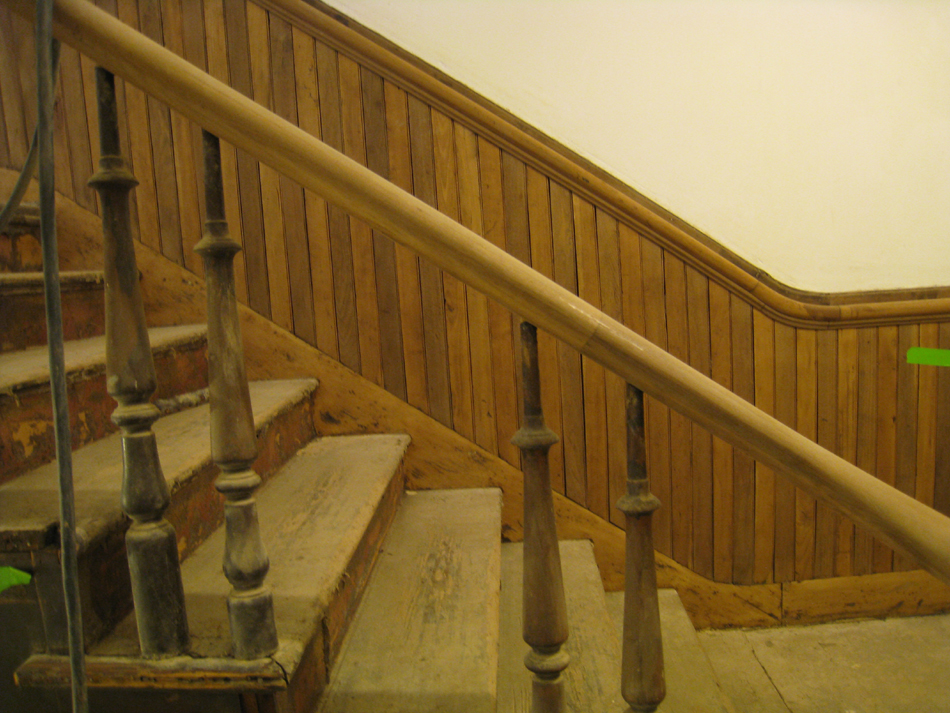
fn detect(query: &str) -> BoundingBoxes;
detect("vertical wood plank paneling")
[752,310,775,584]
[795,328,817,581]
[893,324,919,571]
[385,82,428,410]
[641,240,671,554]
[432,111,473,439]
[223,0,269,315]
[553,184,585,500]
[52,74,75,205]
[139,0,184,263]
[316,42,359,369]
[179,0,208,225]
[773,322,797,582]
[479,138,519,466]
[814,328,838,578]
[574,196,605,513]
[527,168,564,490]
[408,96,451,426]
[709,281,734,582]
[363,68,407,400]
[293,26,337,356]
[270,13,317,345]
[57,44,97,209]
[665,254,692,565]
[874,325,898,572]
[730,295,755,585]
[204,0,248,304]
[161,0,203,274]
[835,328,859,577]
[934,323,950,518]
[917,323,939,508]
[340,55,383,385]
[502,153,530,425]
[247,4,292,331]
[853,327,879,575]
[686,267,714,579]
[118,0,162,253]
[597,210,626,527]
[457,125,498,455]
[0,7,24,166]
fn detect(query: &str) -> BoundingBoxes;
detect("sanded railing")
[10,0,950,710]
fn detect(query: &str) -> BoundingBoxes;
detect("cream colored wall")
[323,0,950,294]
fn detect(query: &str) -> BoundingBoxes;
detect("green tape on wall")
[907,347,950,367]
[0,566,32,594]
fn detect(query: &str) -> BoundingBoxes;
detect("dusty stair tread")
[606,589,734,713]
[0,269,104,292]
[498,539,625,713]
[0,378,317,552]
[318,488,502,713]
[0,323,206,393]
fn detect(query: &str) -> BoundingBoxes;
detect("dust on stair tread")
[318,488,502,713]
[175,433,411,662]
[498,539,625,713]
[0,323,206,393]
[0,378,317,551]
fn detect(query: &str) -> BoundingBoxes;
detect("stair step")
[318,488,502,713]
[605,590,734,713]
[0,323,208,484]
[0,378,317,644]
[17,433,410,713]
[498,540,625,712]
[0,270,106,351]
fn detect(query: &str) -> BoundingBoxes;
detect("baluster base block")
[228,588,278,660]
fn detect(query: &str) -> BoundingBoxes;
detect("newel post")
[195,131,278,659]
[512,321,569,713]
[617,384,665,711]
[89,67,189,656]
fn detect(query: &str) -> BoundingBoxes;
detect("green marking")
[907,347,950,367]
[0,566,31,594]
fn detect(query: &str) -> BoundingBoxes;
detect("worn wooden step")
[317,488,502,713]
[17,433,411,713]
[605,589,735,713]
[0,270,106,352]
[0,323,208,484]
[498,539,625,712]
[0,378,318,646]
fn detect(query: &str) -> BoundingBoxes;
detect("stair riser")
[0,283,105,352]
[0,231,42,273]
[0,341,208,485]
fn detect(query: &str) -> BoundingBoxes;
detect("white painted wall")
[323,0,950,293]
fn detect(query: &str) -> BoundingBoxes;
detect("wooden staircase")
[0,202,733,712]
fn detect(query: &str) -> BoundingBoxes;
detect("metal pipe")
[35,0,87,711]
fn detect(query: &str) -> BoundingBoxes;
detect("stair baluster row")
[90,67,189,657]
[195,130,278,659]
[512,321,570,713]
[618,384,666,711]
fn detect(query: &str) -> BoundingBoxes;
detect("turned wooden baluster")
[617,384,665,711]
[89,68,189,656]
[195,131,278,659]
[512,321,569,713]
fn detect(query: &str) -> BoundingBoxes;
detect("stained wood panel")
[5,0,948,591]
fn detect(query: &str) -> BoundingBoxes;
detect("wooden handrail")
[17,0,950,584]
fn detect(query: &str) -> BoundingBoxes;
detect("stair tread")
[0,378,317,552]
[0,269,104,291]
[318,488,502,713]
[498,540,625,713]
[606,590,734,713]
[0,323,206,393]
